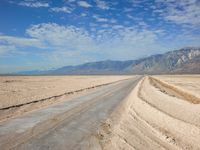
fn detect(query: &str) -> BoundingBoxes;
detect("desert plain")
[0,76,133,121]
[0,75,200,150]
[0,76,133,109]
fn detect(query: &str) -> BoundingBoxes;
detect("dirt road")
[99,76,200,150]
[0,77,141,150]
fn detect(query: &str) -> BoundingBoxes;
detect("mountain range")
[19,47,200,75]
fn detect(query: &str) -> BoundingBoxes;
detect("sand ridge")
[97,75,200,150]
[154,75,200,98]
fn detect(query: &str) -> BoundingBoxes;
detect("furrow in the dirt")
[129,111,174,150]
[117,119,166,150]
[135,78,200,150]
[130,105,179,150]
[138,77,200,128]
[149,77,200,104]
[97,76,200,150]
[99,79,179,150]
[115,132,142,150]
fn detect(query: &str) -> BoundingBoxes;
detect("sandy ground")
[0,76,133,122]
[98,75,200,150]
[154,75,200,98]
[0,76,133,109]
[0,77,140,150]
[0,75,200,149]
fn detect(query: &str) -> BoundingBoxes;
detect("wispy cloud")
[124,8,133,12]
[0,23,165,61]
[111,25,124,29]
[93,15,108,22]
[126,14,134,20]
[110,19,117,23]
[50,6,73,13]
[18,1,49,8]
[66,0,76,2]
[95,0,109,10]
[77,1,92,8]
[26,23,95,50]
[101,24,110,28]
[0,35,44,48]
[155,0,200,27]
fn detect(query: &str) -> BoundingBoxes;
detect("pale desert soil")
[1,75,200,149]
[97,75,200,150]
[0,76,133,109]
[154,75,200,98]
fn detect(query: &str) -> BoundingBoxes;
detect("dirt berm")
[91,77,200,150]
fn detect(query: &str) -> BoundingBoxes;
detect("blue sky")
[0,0,200,73]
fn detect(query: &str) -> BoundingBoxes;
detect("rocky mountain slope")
[130,47,200,74]
[19,47,200,75]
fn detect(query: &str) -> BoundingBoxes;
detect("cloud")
[77,1,92,8]
[126,14,134,20]
[18,1,49,8]
[93,26,165,60]
[26,23,163,60]
[0,23,163,58]
[110,19,117,23]
[160,29,200,48]
[0,23,97,71]
[66,0,76,2]
[26,23,96,51]
[0,23,96,56]
[124,8,133,12]
[95,0,109,10]
[50,6,73,13]
[93,15,108,22]
[155,0,200,26]
[0,35,44,48]
[1,22,199,73]
[111,25,124,29]
[101,24,109,28]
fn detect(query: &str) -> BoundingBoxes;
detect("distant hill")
[130,47,200,74]
[18,47,200,75]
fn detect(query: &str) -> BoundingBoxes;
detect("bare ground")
[97,75,200,150]
[0,76,133,121]
[0,75,200,150]
[154,75,200,98]
[0,77,140,150]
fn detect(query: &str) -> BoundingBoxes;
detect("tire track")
[138,77,200,129]
[1,80,129,150]
[136,77,200,149]
[0,77,141,150]
[99,76,200,150]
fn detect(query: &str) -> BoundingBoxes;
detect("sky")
[0,0,200,73]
